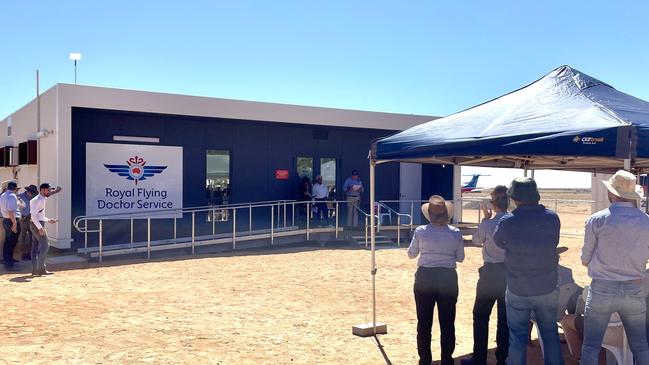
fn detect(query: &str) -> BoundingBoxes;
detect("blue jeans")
[582,279,649,365]
[505,289,564,365]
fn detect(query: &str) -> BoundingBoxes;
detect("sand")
[1,231,590,365]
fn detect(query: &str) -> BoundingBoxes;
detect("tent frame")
[364,154,638,337]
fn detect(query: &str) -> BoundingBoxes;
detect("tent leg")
[353,158,387,337]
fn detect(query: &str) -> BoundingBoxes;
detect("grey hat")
[508,177,540,202]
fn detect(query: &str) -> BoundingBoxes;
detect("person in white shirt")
[29,183,60,276]
[312,175,329,225]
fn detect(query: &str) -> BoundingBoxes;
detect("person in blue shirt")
[408,195,464,365]
[342,170,363,227]
[494,177,563,365]
[580,170,649,365]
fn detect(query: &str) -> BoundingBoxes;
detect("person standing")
[408,195,464,365]
[494,177,564,365]
[312,175,329,225]
[462,185,510,365]
[580,170,649,365]
[1,182,22,272]
[16,185,38,260]
[343,170,363,227]
[30,183,59,276]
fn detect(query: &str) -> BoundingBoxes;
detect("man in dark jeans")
[1,182,22,272]
[494,177,564,365]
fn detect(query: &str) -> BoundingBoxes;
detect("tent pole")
[530,170,535,180]
[370,158,377,333]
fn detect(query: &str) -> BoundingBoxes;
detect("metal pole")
[147,217,151,259]
[191,212,195,254]
[36,70,41,183]
[292,202,295,227]
[233,209,237,250]
[249,204,252,233]
[369,159,377,333]
[271,205,274,246]
[212,207,216,238]
[555,199,558,213]
[283,201,287,228]
[410,202,414,231]
[335,202,339,239]
[98,219,103,263]
[365,216,369,248]
[306,202,310,240]
[130,217,134,245]
[397,215,400,246]
[74,60,77,84]
[84,222,88,250]
[174,215,177,242]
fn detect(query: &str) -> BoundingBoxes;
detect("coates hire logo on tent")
[104,156,167,185]
[573,136,605,145]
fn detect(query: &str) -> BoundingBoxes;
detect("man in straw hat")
[494,177,564,365]
[580,170,649,365]
[408,195,463,365]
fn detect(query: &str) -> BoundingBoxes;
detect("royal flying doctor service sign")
[86,143,183,218]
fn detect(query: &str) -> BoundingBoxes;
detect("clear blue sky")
[3,0,648,121]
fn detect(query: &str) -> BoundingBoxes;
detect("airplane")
[461,174,490,194]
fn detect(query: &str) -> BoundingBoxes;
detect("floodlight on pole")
[69,53,82,84]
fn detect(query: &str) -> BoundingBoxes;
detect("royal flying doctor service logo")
[104,156,167,185]
[573,135,605,145]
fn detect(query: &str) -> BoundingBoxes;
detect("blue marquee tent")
[360,66,649,336]
[372,65,649,172]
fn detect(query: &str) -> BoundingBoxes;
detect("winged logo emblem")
[104,156,167,185]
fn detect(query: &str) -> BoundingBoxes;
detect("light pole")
[69,53,82,84]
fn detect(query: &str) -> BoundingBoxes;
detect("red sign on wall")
[275,169,289,180]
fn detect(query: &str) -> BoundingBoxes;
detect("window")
[296,156,313,182]
[320,158,336,198]
[206,150,230,206]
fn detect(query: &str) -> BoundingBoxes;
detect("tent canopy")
[372,66,649,172]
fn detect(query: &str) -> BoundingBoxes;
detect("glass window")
[296,156,313,181]
[320,157,336,198]
[206,150,230,206]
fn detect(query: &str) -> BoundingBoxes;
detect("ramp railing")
[75,199,393,262]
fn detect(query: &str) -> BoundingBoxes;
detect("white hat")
[602,170,642,200]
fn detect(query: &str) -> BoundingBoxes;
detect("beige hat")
[602,170,641,200]
[421,195,454,224]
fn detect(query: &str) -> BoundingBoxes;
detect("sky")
[3,1,648,188]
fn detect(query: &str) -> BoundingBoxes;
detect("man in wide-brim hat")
[580,170,649,364]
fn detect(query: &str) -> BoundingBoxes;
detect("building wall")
[70,107,404,247]
[0,86,63,243]
[1,83,441,248]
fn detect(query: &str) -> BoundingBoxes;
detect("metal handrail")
[75,199,362,262]
[375,201,412,225]
[73,199,296,233]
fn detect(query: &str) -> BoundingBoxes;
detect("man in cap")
[343,170,364,227]
[580,170,649,365]
[0,181,22,271]
[30,183,60,276]
[16,185,39,260]
[494,177,563,365]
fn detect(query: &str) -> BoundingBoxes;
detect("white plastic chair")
[601,319,632,365]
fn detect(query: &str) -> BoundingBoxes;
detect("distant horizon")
[462,166,592,189]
